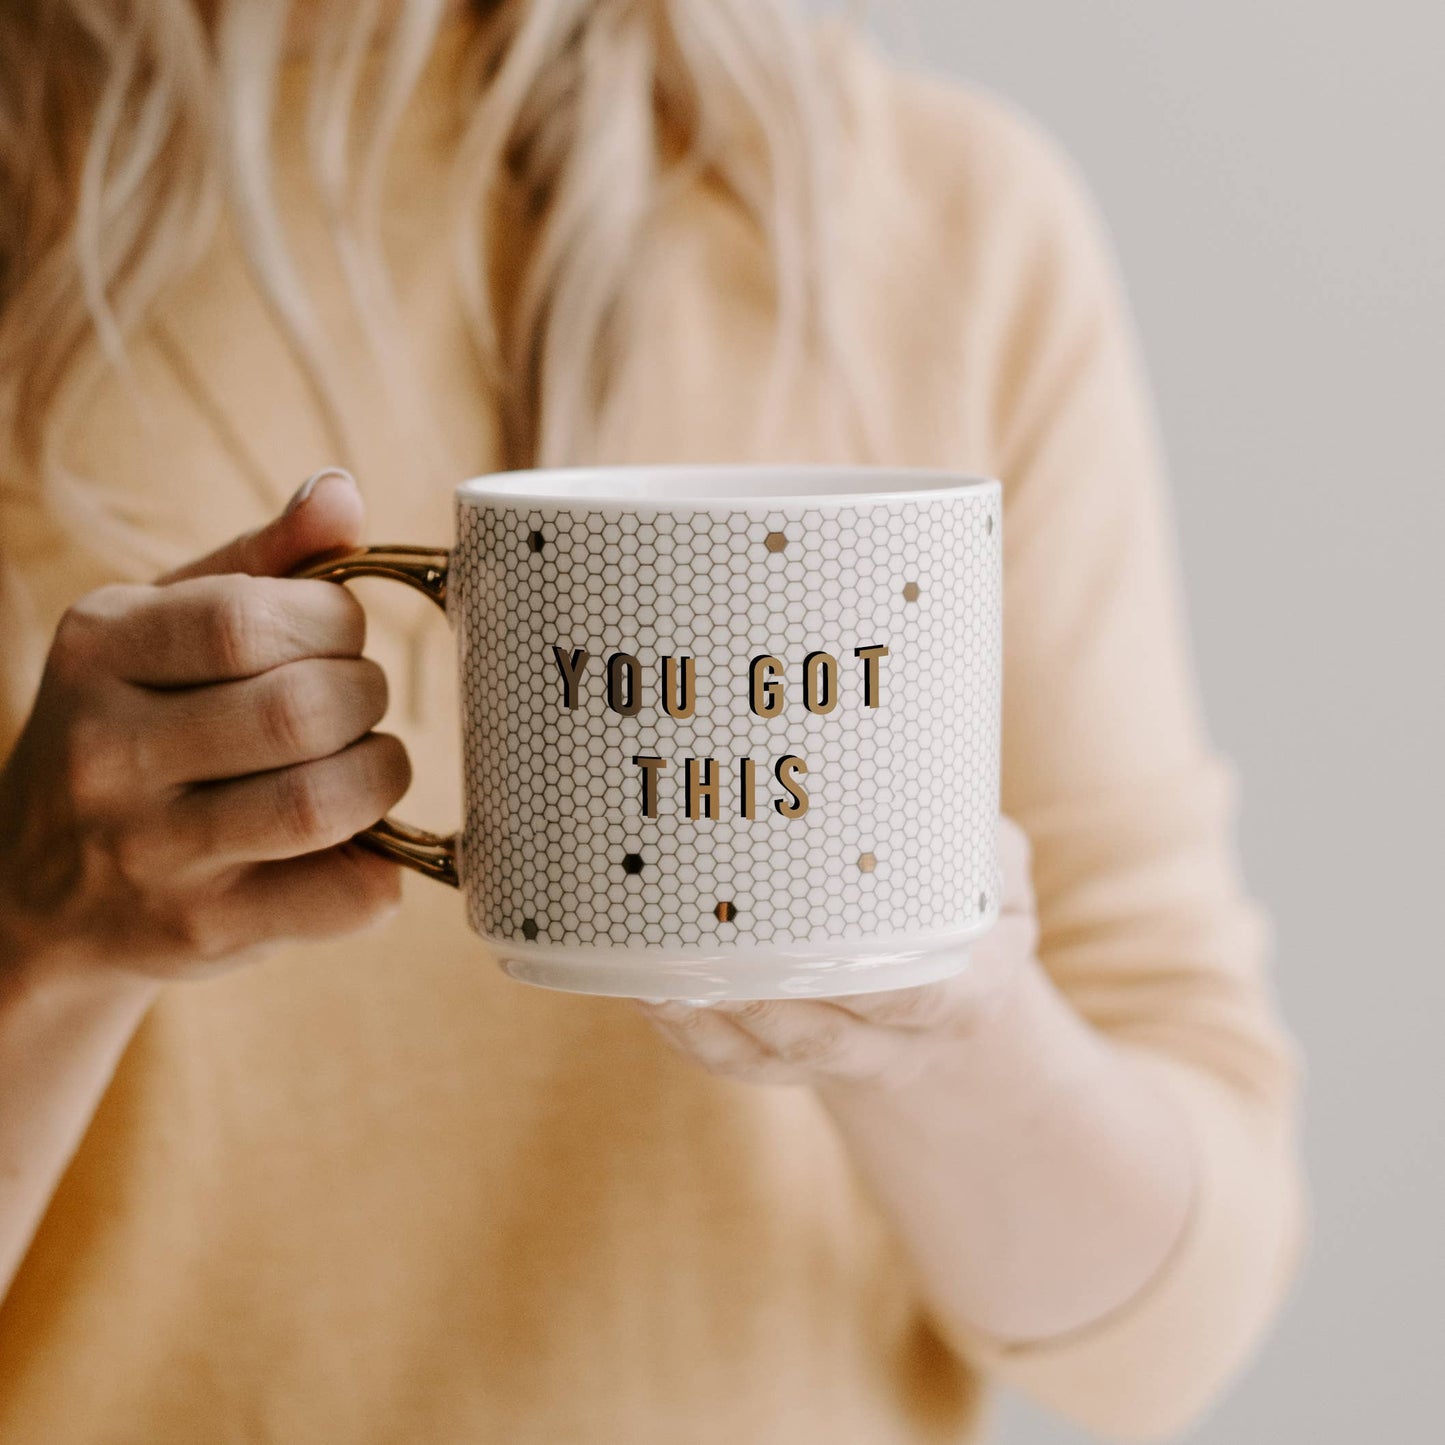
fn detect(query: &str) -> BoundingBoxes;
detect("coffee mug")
[296,465,1002,1000]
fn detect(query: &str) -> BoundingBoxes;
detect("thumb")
[160,468,365,583]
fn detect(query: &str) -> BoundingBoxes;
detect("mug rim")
[456,464,999,509]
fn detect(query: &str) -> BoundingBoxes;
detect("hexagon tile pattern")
[450,490,1002,950]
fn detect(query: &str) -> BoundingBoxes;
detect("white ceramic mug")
[298,465,1002,1000]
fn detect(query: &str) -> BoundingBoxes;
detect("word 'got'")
[551,645,890,717]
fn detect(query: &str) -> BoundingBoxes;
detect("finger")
[162,468,364,583]
[139,657,389,784]
[836,912,1039,1031]
[214,844,404,949]
[155,732,411,875]
[638,1003,800,1083]
[92,574,366,685]
[824,978,974,1032]
[148,844,405,977]
[711,999,909,1081]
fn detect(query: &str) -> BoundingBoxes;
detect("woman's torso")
[0,28,1018,1443]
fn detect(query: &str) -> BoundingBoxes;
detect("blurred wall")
[878,2,1445,1441]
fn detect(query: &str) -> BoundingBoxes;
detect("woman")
[0,2,1303,1441]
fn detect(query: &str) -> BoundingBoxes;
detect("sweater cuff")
[947,1053,1305,1443]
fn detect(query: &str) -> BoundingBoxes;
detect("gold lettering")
[661,655,696,719]
[773,754,809,818]
[739,757,757,820]
[607,652,643,716]
[685,757,720,820]
[552,646,590,709]
[853,644,889,708]
[802,651,838,714]
[750,654,784,717]
[631,755,668,818]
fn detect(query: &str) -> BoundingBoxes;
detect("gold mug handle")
[293,545,459,888]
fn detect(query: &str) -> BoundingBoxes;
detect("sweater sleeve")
[944,94,1307,1442]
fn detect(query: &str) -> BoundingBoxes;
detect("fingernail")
[286,467,353,514]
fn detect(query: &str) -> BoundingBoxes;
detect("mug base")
[491,919,995,1001]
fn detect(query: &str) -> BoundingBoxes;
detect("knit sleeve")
[941,92,1306,1441]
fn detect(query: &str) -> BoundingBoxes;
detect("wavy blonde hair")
[0,0,861,570]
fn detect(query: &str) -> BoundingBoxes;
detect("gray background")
[878,2,1444,1442]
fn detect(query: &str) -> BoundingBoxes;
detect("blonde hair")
[0,0,861,570]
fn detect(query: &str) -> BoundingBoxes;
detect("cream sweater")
[0,26,1302,1444]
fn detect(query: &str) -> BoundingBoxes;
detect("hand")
[0,469,410,991]
[635,816,1038,1088]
